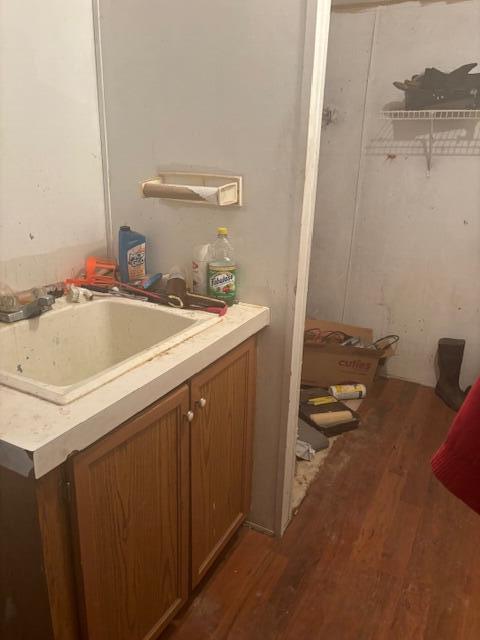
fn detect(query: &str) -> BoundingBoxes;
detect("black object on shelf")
[393,63,480,110]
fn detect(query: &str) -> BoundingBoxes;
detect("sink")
[0,298,218,404]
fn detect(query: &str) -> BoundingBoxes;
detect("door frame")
[275,0,331,535]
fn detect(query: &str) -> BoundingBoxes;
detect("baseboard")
[243,520,275,537]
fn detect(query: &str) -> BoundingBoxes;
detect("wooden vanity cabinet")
[69,384,190,640]
[190,337,256,587]
[0,338,256,640]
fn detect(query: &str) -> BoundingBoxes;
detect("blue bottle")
[118,226,147,283]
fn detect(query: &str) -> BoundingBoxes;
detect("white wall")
[96,0,317,532]
[0,1,106,291]
[308,0,480,388]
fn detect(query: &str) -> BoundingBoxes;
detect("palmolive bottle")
[207,227,237,306]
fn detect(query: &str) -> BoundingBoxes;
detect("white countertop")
[0,302,269,479]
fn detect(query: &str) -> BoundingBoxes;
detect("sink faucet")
[0,293,56,323]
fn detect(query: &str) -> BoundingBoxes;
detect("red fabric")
[432,377,480,514]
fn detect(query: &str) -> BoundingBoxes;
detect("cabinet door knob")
[198,397,207,409]
[186,410,195,423]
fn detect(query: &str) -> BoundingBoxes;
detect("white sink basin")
[0,298,218,404]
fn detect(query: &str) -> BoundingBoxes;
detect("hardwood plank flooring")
[165,378,480,640]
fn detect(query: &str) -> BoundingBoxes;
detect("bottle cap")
[217,227,228,236]
[120,225,131,231]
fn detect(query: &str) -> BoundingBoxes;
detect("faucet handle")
[37,294,56,310]
[0,291,55,323]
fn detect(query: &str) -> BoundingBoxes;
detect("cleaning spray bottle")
[118,226,147,283]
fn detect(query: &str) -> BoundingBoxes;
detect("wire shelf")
[380,109,480,172]
[382,109,480,121]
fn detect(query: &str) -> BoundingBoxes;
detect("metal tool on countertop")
[72,278,182,307]
[89,287,149,301]
[66,257,226,315]
[67,285,149,303]
[65,257,181,307]
[165,273,227,316]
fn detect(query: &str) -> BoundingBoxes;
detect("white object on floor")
[296,439,315,461]
[292,435,340,512]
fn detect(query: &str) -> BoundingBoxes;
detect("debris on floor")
[298,418,329,452]
[299,387,360,436]
[293,389,366,513]
[296,439,315,461]
[292,435,340,512]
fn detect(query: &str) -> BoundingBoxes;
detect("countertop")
[0,302,269,479]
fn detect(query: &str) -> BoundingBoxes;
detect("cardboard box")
[301,318,396,390]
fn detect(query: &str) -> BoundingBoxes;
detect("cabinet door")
[190,338,256,587]
[69,385,190,640]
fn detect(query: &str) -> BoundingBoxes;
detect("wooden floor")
[165,378,480,640]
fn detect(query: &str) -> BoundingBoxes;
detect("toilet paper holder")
[141,172,243,207]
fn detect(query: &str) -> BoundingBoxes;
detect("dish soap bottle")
[208,227,237,306]
[118,225,147,283]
